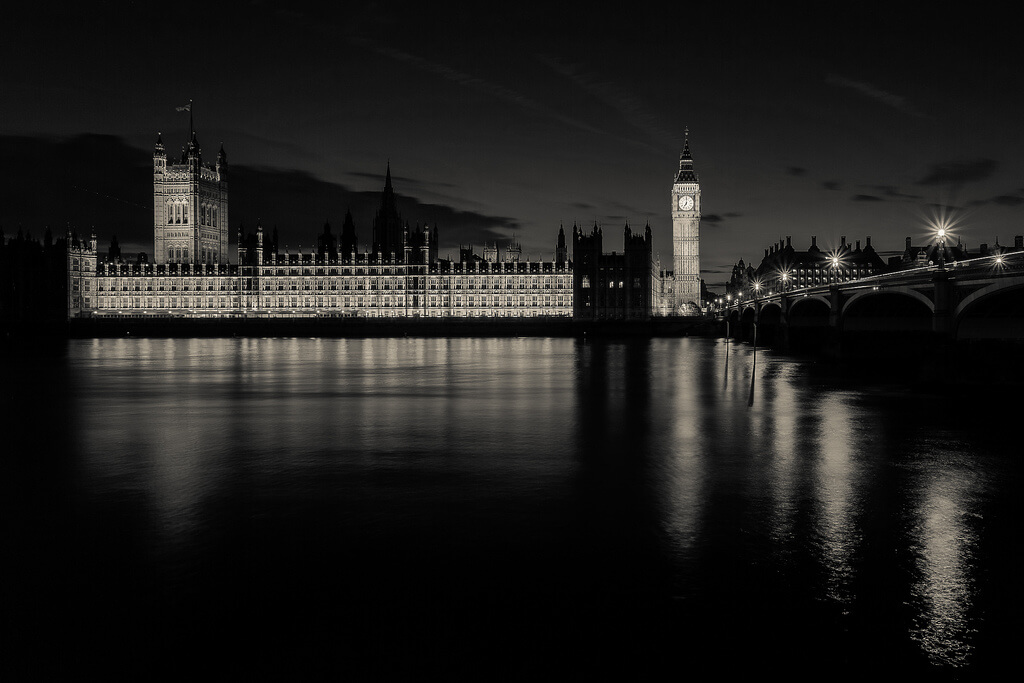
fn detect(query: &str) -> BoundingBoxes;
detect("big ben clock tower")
[671,129,701,313]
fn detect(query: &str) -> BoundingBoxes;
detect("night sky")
[3,3,1022,289]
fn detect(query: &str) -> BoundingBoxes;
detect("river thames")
[2,336,1017,679]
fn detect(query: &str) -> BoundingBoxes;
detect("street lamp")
[936,227,947,268]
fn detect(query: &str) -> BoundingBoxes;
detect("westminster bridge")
[716,251,1024,369]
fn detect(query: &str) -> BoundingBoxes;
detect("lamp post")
[936,227,946,269]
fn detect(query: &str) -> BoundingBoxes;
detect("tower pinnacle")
[676,128,698,183]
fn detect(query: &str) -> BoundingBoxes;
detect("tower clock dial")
[678,195,694,211]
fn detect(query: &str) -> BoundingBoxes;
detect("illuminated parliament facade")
[67,125,703,321]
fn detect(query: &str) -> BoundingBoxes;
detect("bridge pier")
[932,270,953,338]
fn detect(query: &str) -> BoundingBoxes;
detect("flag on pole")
[176,102,192,112]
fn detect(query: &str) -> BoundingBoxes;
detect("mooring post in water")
[724,320,730,386]
[748,322,757,407]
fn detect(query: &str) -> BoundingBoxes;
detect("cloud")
[990,194,1024,206]
[869,185,922,200]
[0,134,520,258]
[822,181,842,191]
[787,166,807,176]
[347,170,457,190]
[922,202,964,212]
[916,158,998,185]
[226,166,521,253]
[966,194,1024,207]
[851,194,883,201]
[825,74,926,117]
[348,38,607,138]
[0,134,153,254]
[536,54,678,150]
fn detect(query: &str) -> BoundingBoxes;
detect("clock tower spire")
[671,128,701,313]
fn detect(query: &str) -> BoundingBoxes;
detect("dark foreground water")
[2,337,1018,679]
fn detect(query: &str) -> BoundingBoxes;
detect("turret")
[341,210,357,261]
[483,242,498,263]
[505,236,522,263]
[556,224,567,264]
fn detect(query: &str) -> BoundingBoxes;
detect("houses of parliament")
[63,123,707,321]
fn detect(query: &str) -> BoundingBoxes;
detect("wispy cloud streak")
[347,37,607,136]
[825,74,926,117]
[537,54,678,150]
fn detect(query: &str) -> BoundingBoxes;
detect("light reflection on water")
[814,392,861,607]
[905,439,984,668]
[7,336,1014,676]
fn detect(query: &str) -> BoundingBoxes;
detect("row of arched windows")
[166,201,189,225]
[167,247,219,263]
[166,201,219,226]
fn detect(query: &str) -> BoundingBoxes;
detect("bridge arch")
[758,301,782,319]
[788,295,830,317]
[952,275,1024,321]
[727,309,740,332]
[756,302,783,346]
[839,290,933,361]
[843,287,934,320]
[739,306,757,342]
[787,296,830,353]
[953,276,1024,341]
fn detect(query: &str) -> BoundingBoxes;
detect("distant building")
[68,125,574,319]
[64,123,698,322]
[725,259,755,300]
[572,222,653,321]
[890,235,969,269]
[978,235,1024,258]
[727,235,886,298]
[890,233,1021,267]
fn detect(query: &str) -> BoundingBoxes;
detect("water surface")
[3,337,1016,679]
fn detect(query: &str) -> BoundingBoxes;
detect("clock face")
[678,195,694,211]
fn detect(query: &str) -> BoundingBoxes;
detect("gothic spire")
[676,127,698,183]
